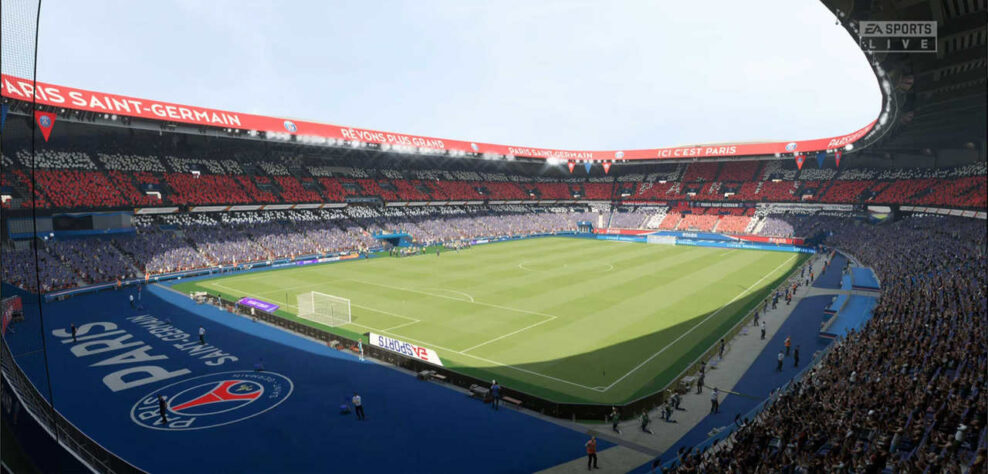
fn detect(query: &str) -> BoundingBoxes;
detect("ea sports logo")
[283,120,297,133]
[785,142,798,152]
[131,371,293,431]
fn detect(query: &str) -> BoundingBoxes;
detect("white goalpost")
[297,291,352,327]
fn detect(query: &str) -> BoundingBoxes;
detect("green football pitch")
[173,237,807,404]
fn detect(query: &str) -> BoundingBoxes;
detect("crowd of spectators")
[1,207,600,291]
[2,147,985,210]
[662,215,987,473]
[0,247,79,292]
[47,239,137,282]
[114,229,210,275]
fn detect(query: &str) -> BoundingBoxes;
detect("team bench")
[467,385,521,407]
[418,370,447,382]
[501,396,522,407]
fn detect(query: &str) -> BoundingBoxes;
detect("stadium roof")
[0,74,876,162]
[1,1,886,162]
[822,0,987,156]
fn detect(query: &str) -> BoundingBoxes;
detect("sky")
[3,0,881,151]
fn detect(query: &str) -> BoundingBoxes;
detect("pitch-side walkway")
[538,253,851,473]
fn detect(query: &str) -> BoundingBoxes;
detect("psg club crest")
[785,142,798,152]
[470,142,479,152]
[35,111,57,142]
[131,371,293,431]
[283,120,298,133]
[614,151,625,159]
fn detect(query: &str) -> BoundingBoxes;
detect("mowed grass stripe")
[175,238,806,403]
[470,249,791,387]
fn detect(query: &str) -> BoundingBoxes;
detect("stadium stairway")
[820,295,878,340]
[3,284,609,473]
[812,253,848,290]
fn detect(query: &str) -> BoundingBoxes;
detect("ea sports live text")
[859,21,937,53]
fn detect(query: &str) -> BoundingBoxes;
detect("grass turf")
[173,237,807,404]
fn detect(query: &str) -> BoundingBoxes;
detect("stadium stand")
[657,216,986,473]
[0,206,602,291]
[0,144,984,211]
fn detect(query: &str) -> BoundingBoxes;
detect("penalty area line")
[203,279,602,392]
[418,287,475,303]
[460,315,556,353]
[382,320,421,331]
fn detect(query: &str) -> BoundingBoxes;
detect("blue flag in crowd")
[0,104,7,131]
[584,162,592,174]
[817,151,826,168]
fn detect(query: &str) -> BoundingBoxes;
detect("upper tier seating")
[0,149,983,209]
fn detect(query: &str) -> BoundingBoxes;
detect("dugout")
[374,231,412,247]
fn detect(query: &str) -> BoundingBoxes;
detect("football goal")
[297,291,351,327]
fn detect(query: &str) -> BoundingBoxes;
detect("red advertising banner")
[734,235,805,246]
[594,228,655,236]
[1,74,876,161]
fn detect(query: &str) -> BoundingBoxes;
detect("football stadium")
[1,0,986,473]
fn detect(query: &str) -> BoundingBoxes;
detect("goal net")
[297,292,351,327]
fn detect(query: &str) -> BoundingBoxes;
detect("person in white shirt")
[776,351,784,372]
[199,326,206,345]
[352,392,365,420]
[710,388,720,414]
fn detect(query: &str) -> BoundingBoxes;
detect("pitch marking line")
[346,278,561,321]
[345,321,601,392]
[599,254,798,391]
[353,303,421,323]
[206,281,600,392]
[208,281,422,325]
[219,272,550,322]
[419,287,475,302]
[517,262,539,272]
[460,315,556,353]
[518,262,615,273]
[382,320,421,331]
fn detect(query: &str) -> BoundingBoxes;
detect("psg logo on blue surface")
[785,142,798,152]
[131,371,293,431]
[39,115,52,128]
[283,120,297,133]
